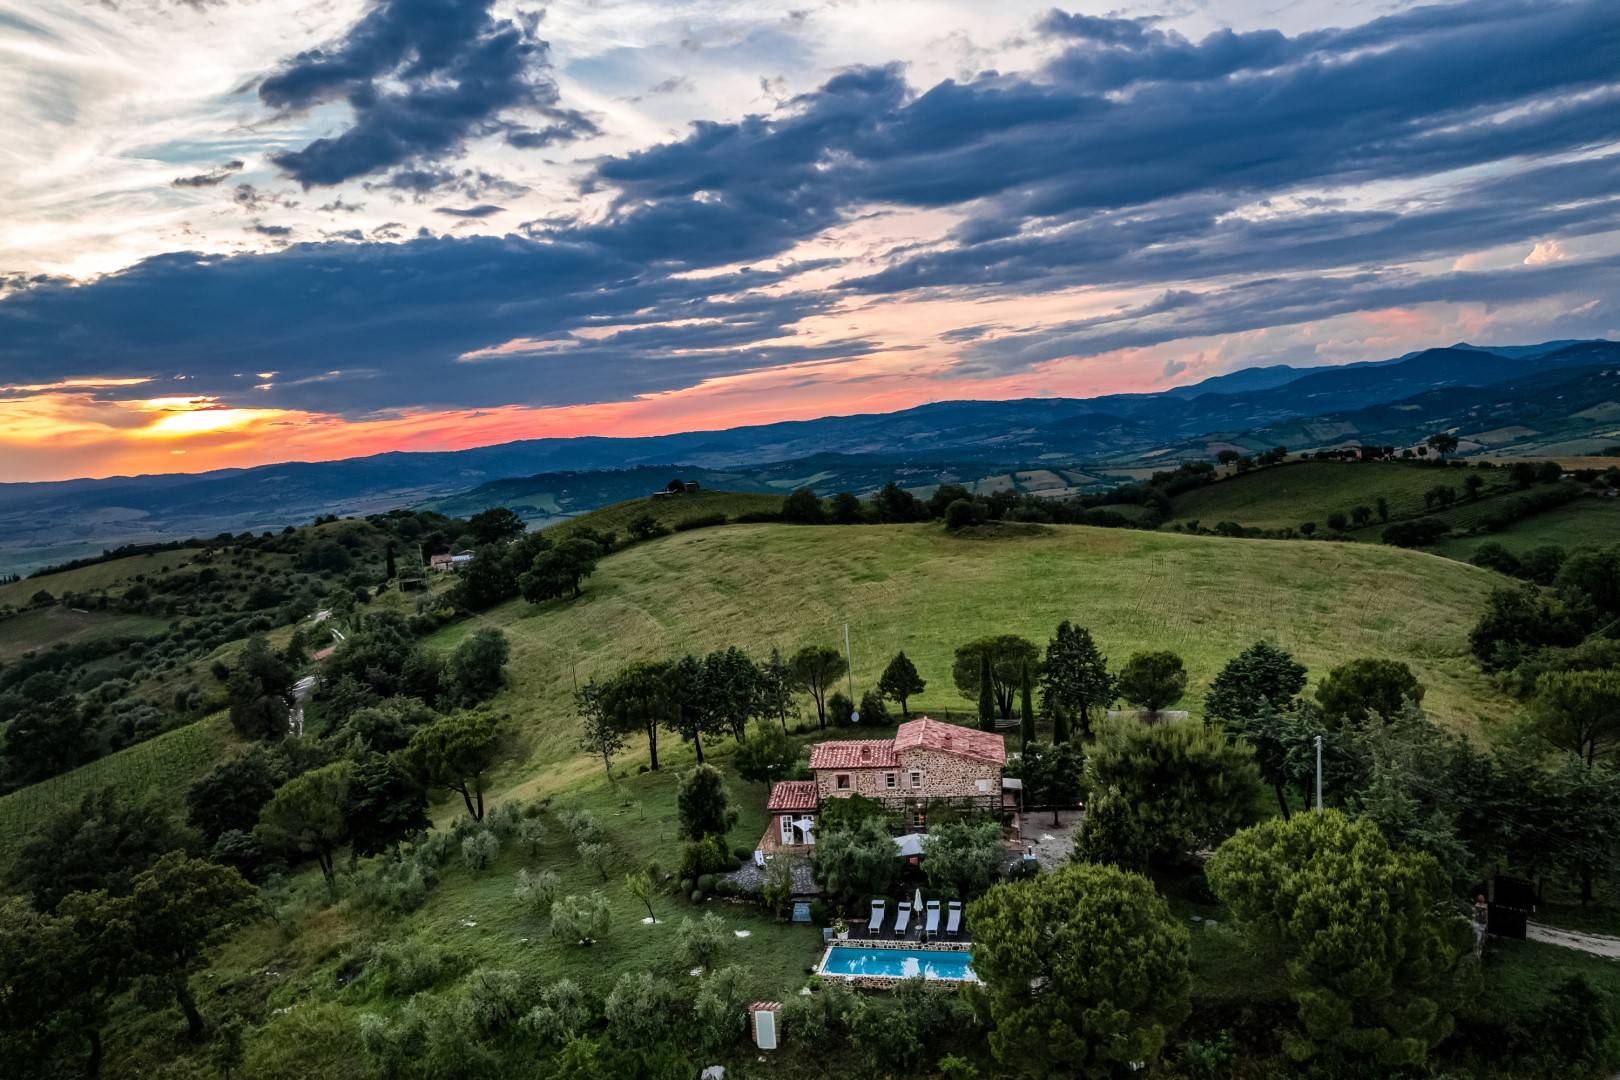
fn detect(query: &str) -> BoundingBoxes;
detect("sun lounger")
[946,900,962,937]
[868,899,886,934]
[925,900,941,937]
[894,905,911,937]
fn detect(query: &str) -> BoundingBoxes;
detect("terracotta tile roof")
[766,780,821,812]
[893,716,1006,765]
[808,739,898,770]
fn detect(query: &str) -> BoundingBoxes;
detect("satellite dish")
[851,710,860,724]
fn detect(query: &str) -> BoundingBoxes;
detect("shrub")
[679,913,730,969]
[673,513,726,532]
[693,966,751,1051]
[514,868,560,915]
[551,892,611,945]
[696,873,718,894]
[461,829,500,872]
[605,971,681,1045]
[732,845,752,863]
[514,816,546,855]
[522,979,594,1046]
[457,968,529,1036]
[679,836,729,880]
[355,855,435,914]
[369,939,452,996]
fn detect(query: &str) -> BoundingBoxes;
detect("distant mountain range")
[2,339,1615,574]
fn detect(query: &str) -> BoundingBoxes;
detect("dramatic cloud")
[171,160,244,188]
[2,0,1619,481]
[257,0,597,187]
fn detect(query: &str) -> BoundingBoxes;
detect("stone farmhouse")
[764,717,1006,849]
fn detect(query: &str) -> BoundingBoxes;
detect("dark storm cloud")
[433,204,505,218]
[171,159,244,188]
[0,236,866,414]
[4,0,1619,419]
[257,0,597,187]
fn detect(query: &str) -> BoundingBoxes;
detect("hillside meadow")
[428,519,1516,788]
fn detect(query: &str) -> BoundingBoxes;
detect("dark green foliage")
[921,819,1004,900]
[1039,621,1114,739]
[1470,585,1589,671]
[1382,518,1449,547]
[877,651,925,717]
[675,764,737,841]
[828,491,865,524]
[976,651,995,730]
[186,746,290,845]
[1116,650,1187,716]
[467,507,526,546]
[828,690,855,727]
[1203,640,1306,727]
[731,723,801,784]
[255,761,352,898]
[626,512,670,541]
[873,482,926,523]
[858,687,889,726]
[790,644,846,729]
[521,537,600,602]
[396,711,510,822]
[452,543,522,611]
[1011,740,1084,826]
[14,788,191,911]
[780,488,824,524]
[954,634,1040,720]
[599,660,674,770]
[226,636,294,741]
[1082,719,1261,864]
[1531,669,1620,766]
[817,791,887,833]
[345,752,429,857]
[440,627,510,708]
[341,695,438,754]
[1208,810,1470,1067]
[969,862,1190,1076]
[810,817,899,902]
[1315,657,1424,728]
[943,498,986,530]
[1018,662,1035,748]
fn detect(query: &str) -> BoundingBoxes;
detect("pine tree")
[1019,662,1036,749]
[978,651,996,732]
[877,652,926,717]
[1040,621,1114,740]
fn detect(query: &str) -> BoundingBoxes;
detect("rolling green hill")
[1429,496,1620,561]
[543,489,785,540]
[428,520,1515,781]
[1164,460,1516,531]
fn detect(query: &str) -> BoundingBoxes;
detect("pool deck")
[845,912,971,945]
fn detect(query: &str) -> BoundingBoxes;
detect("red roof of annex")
[765,780,820,811]
[807,717,1005,770]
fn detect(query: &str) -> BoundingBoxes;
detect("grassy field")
[1164,461,1517,531]
[544,489,785,541]
[0,716,233,860]
[426,520,1515,790]
[0,546,205,607]
[1430,496,1620,560]
[0,606,168,661]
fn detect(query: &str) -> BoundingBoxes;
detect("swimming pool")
[818,944,978,982]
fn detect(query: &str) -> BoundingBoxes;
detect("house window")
[885,772,897,789]
[836,773,851,791]
[780,814,793,843]
[909,769,922,788]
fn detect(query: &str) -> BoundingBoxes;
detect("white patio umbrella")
[913,887,923,913]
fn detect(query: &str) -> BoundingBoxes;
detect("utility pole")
[844,622,858,722]
[1314,735,1324,812]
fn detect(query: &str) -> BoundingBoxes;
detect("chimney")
[860,744,871,761]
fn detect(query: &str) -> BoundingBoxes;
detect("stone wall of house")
[896,747,1002,801]
[814,765,896,802]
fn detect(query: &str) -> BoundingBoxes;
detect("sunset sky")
[2,0,1618,482]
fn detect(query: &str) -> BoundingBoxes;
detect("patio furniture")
[894,904,911,938]
[925,900,941,937]
[945,900,962,937]
[868,899,886,934]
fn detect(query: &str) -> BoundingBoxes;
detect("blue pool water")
[819,945,978,982]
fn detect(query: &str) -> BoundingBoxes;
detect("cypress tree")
[1052,709,1070,744]
[1020,662,1036,749]
[384,543,397,581]
[978,651,996,731]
